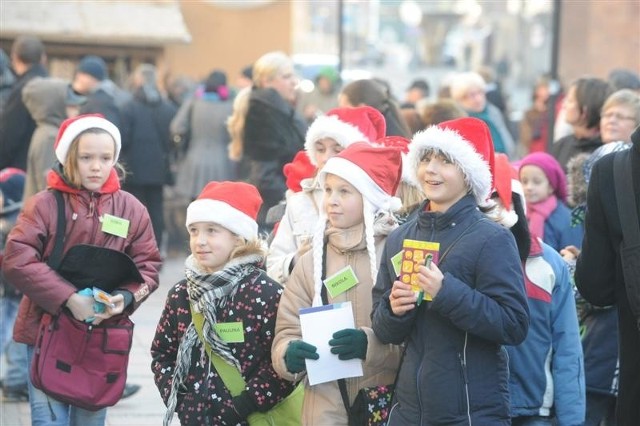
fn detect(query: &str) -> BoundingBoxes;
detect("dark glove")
[284,340,319,373]
[329,328,368,360]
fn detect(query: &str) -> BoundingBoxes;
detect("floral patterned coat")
[151,269,295,425]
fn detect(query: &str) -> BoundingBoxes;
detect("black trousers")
[123,183,164,249]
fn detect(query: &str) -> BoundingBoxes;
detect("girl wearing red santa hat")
[371,117,529,425]
[267,106,386,287]
[272,142,403,425]
[3,114,161,425]
[152,181,298,426]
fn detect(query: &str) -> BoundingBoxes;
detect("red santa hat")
[311,142,403,306]
[54,114,121,164]
[304,106,386,166]
[406,117,495,206]
[186,181,262,241]
[373,135,415,184]
[283,151,316,193]
[488,153,525,228]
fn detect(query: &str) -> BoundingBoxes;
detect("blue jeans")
[0,295,28,388]
[26,345,107,426]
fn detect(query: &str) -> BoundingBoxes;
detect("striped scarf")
[163,253,262,426]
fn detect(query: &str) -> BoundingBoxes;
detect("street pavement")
[0,255,186,426]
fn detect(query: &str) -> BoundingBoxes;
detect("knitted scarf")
[163,253,262,426]
[526,195,557,242]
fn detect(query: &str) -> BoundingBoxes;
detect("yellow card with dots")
[400,240,440,302]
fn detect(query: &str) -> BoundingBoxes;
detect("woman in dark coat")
[243,51,307,231]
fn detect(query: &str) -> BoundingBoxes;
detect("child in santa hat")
[518,151,583,252]
[490,154,585,426]
[267,106,386,286]
[152,181,298,426]
[271,142,403,425]
[3,114,161,425]
[371,117,529,425]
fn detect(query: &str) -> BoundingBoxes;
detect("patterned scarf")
[163,253,262,426]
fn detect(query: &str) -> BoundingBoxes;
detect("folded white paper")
[299,301,363,385]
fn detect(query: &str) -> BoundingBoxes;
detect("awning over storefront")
[1,1,192,46]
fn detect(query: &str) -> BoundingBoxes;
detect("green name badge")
[214,321,245,343]
[101,214,130,238]
[391,250,403,277]
[324,265,359,298]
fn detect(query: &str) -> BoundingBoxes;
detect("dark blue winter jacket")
[371,195,529,425]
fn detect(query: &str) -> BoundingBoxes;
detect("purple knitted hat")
[519,152,567,202]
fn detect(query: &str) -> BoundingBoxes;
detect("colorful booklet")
[399,239,440,302]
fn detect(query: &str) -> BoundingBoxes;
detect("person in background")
[296,66,341,124]
[418,98,468,130]
[450,72,516,158]
[243,51,308,233]
[371,117,529,425]
[518,152,583,252]
[520,75,563,155]
[0,168,28,402]
[120,63,177,255]
[0,35,48,171]
[400,78,430,109]
[2,114,161,424]
[339,79,411,138]
[170,69,235,202]
[72,55,121,127]
[234,64,253,93]
[267,106,386,286]
[490,154,585,426]
[151,181,296,426]
[575,125,640,426]
[550,76,612,172]
[272,142,403,425]
[227,86,252,182]
[607,68,640,93]
[477,66,509,122]
[599,89,640,145]
[22,77,86,200]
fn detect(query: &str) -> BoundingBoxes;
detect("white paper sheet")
[299,301,364,385]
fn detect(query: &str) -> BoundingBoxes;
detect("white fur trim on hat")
[304,115,368,166]
[185,199,258,241]
[407,126,492,205]
[319,157,402,213]
[56,116,121,164]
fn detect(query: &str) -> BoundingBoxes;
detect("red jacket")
[3,169,161,345]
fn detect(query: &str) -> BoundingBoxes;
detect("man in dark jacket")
[0,35,48,170]
[72,55,121,127]
[576,125,640,425]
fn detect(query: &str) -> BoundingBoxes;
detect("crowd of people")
[1,34,640,425]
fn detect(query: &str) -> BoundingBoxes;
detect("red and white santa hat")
[186,181,263,241]
[54,114,121,164]
[406,117,495,206]
[304,106,386,166]
[311,141,403,306]
[487,153,525,228]
[373,135,416,184]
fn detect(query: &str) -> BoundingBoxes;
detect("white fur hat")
[55,114,121,164]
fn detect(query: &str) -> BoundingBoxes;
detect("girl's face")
[76,133,116,192]
[188,222,240,273]
[417,151,468,213]
[520,165,554,204]
[600,104,638,143]
[323,173,364,229]
[562,86,582,125]
[314,138,344,170]
[265,65,297,103]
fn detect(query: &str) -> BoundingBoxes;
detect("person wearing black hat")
[0,35,48,171]
[72,55,121,127]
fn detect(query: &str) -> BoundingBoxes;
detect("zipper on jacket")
[87,193,95,218]
[459,332,472,425]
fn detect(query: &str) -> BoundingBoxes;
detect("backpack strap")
[47,190,66,270]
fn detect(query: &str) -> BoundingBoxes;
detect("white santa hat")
[54,114,121,164]
[304,106,386,166]
[406,117,495,206]
[311,141,403,306]
[186,181,262,241]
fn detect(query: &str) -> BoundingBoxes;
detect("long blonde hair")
[227,86,251,161]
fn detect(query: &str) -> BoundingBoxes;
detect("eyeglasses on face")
[601,111,635,121]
